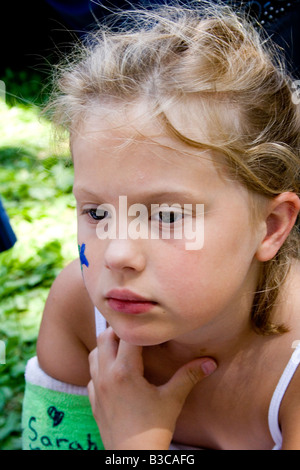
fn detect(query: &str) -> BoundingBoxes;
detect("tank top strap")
[268,342,300,450]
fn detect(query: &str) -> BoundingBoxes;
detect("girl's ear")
[256,192,300,262]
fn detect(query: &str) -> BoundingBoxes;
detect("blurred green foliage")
[0,72,76,449]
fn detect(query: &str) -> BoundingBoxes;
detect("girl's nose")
[104,238,146,273]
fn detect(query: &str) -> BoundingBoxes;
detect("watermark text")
[94,196,204,250]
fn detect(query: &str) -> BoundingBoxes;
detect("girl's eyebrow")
[73,186,202,204]
[134,190,201,204]
[72,187,99,200]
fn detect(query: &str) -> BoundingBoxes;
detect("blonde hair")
[48,1,300,335]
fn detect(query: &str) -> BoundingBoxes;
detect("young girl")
[22,2,300,450]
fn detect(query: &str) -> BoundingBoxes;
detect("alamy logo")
[0,340,6,364]
[94,196,204,250]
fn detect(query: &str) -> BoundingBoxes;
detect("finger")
[87,379,95,405]
[97,327,119,360]
[87,380,98,418]
[89,328,119,378]
[88,347,98,378]
[161,358,217,407]
[116,340,144,374]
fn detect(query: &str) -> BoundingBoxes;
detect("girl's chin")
[116,333,163,347]
[111,325,170,347]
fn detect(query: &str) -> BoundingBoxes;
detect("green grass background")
[0,70,77,449]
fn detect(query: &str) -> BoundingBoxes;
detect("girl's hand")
[88,327,217,450]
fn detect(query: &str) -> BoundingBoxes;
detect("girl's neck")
[143,311,258,387]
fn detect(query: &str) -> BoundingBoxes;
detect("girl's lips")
[105,289,157,315]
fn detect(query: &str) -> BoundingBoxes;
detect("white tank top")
[95,307,300,450]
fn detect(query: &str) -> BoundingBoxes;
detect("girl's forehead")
[72,102,201,158]
[72,122,239,209]
[72,101,165,143]
[71,112,217,174]
[71,104,252,215]
[71,95,241,159]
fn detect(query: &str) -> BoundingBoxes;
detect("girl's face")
[72,109,264,347]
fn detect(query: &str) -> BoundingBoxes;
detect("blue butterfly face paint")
[78,243,89,270]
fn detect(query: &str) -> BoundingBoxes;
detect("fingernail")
[201,360,217,376]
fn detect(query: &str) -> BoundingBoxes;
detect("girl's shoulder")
[36,258,96,386]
